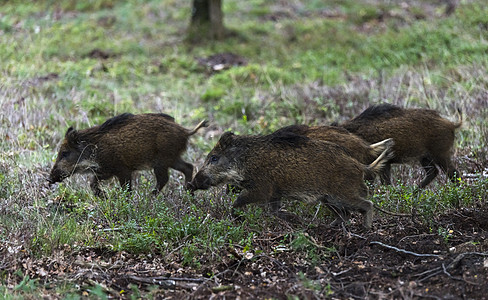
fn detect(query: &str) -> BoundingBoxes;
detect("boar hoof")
[329,218,345,227]
[185,182,196,192]
[275,210,301,224]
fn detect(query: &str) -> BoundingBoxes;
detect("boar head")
[48,127,98,184]
[189,132,244,191]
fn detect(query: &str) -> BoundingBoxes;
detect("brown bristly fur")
[48,113,208,196]
[337,104,462,187]
[190,130,393,230]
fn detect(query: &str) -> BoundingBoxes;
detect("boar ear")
[65,127,81,147]
[218,131,235,148]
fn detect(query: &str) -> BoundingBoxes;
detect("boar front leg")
[117,171,133,192]
[321,196,352,227]
[420,157,439,188]
[349,197,373,230]
[232,186,273,211]
[380,163,392,185]
[436,156,461,185]
[90,175,110,197]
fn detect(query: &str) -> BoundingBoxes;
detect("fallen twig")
[100,225,143,232]
[398,233,436,244]
[331,268,352,277]
[126,275,207,290]
[461,155,484,172]
[128,275,207,283]
[341,223,367,240]
[416,252,488,283]
[370,241,440,258]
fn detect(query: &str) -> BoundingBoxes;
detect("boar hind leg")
[447,167,461,184]
[379,164,392,185]
[269,197,282,213]
[153,164,170,194]
[268,195,299,222]
[171,158,194,184]
[437,156,461,184]
[420,157,439,188]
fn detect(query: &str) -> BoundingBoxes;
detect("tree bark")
[188,0,225,42]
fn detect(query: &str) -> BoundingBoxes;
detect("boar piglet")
[189,131,393,230]
[275,124,393,181]
[48,113,208,196]
[336,104,462,187]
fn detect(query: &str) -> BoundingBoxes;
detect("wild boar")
[275,124,393,181]
[336,104,462,187]
[48,113,208,196]
[189,130,394,230]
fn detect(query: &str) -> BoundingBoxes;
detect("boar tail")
[365,138,394,178]
[188,120,209,136]
[369,138,395,156]
[452,107,463,129]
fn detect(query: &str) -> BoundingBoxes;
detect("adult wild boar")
[48,113,208,196]
[336,104,462,187]
[189,130,394,230]
[224,125,393,194]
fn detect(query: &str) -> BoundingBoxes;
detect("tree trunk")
[188,0,225,42]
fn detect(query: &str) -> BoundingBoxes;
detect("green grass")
[1,0,488,298]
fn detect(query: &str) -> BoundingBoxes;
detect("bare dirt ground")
[3,204,487,299]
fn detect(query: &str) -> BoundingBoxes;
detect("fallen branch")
[341,223,366,240]
[128,275,207,283]
[416,252,488,283]
[126,275,207,290]
[331,268,352,277]
[398,233,437,244]
[370,241,440,258]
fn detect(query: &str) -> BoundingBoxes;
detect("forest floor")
[3,204,487,299]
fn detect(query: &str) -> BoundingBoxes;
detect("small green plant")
[296,272,323,294]
[14,272,38,293]
[88,284,108,300]
[201,87,226,102]
[289,232,335,266]
[438,227,454,244]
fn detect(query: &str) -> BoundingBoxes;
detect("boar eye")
[209,155,219,163]
[60,151,70,158]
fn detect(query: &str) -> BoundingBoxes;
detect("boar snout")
[47,176,55,184]
[47,168,67,184]
[188,172,212,191]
